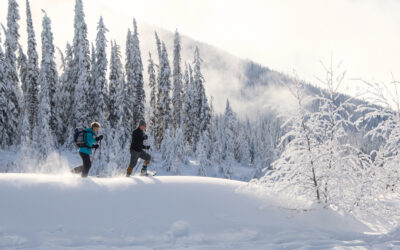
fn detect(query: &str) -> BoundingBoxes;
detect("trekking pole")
[91,148,97,164]
[99,140,102,160]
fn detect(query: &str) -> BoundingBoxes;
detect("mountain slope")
[0,174,396,249]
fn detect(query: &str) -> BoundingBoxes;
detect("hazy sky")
[1,0,400,85]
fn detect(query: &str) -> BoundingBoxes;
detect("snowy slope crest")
[1,174,399,249]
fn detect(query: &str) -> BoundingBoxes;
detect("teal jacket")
[78,128,96,155]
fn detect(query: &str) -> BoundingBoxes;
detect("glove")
[92,144,99,149]
[143,134,148,140]
[144,145,150,150]
[95,135,103,141]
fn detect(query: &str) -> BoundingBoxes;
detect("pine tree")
[17,46,30,147]
[192,47,210,144]
[154,32,162,63]
[57,43,74,146]
[125,28,135,132]
[172,30,183,130]
[4,0,21,146]
[24,0,40,141]
[93,16,108,126]
[0,33,10,148]
[36,66,54,161]
[71,0,90,128]
[198,129,212,176]
[182,63,195,145]
[154,42,172,147]
[108,41,122,129]
[160,129,175,172]
[17,46,27,95]
[131,19,145,129]
[88,42,96,121]
[223,100,235,179]
[40,11,59,135]
[148,52,157,135]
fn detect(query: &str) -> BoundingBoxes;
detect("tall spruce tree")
[17,46,27,95]
[155,42,172,147]
[88,42,96,121]
[125,28,135,132]
[36,64,54,161]
[182,63,195,145]
[17,46,30,147]
[0,33,9,148]
[131,19,145,129]
[223,100,235,179]
[71,0,90,128]
[40,11,59,135]
[57,43,74,146]
[108,41,122,129]
[172,30,183,130]
[4,0,21,146]
[192,47,210,144]
[148,52,157,135]
[93,16,108,126]
[25,0,39,141]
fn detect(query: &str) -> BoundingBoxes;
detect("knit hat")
[139,120,147,127]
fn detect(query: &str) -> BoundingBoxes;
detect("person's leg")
[139,151,151,175]
[71,165,83,174]
[80,152,91,178]
[126,150,140,177]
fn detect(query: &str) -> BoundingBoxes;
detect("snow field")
[1,174,399,249]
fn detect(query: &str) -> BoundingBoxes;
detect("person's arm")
[87,132,96,148]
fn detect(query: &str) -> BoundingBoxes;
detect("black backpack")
[74,128,90,148]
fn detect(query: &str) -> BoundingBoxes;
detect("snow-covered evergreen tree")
[36,63,54,161]
[24,0,40,141]
[88,42,96,121]
[108,41,122,129]
[222,100,235,179]
[172,30,183,130]
[40,11,59,136]
[4,0,21,146]
[192,47,211,146]
[0,33,10,148]
[71,0,90,128]
[131,19,145,129]
[154,42,172,147]
[57,43,74,146]
[92,16,108,126]
[198,129,212,176]
[125,28,135,132]
[182,63,195,145]
[160,129,175,173]
[17,46,30,147]
[17,46,27,94]
[148,52,157,136]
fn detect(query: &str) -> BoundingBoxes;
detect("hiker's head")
[138,120,147,131]
[90,122,101,133]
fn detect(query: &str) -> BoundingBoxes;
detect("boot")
[126,166,133,177]
[140,165,148,176]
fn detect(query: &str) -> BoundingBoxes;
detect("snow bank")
[0,174,398,249]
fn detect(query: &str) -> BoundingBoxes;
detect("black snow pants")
[79,152,92,178]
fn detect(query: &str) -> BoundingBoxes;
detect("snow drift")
[0,174,398,249]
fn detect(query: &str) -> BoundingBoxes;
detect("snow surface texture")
[1,174,399,249]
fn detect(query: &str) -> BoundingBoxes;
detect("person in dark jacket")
[126,120,151,177]
[73,122,103,177]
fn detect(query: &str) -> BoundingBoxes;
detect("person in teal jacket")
[73,122,103,177]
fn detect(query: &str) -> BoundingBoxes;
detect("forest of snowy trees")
[1,0,400,214]
[0,0,282,179]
